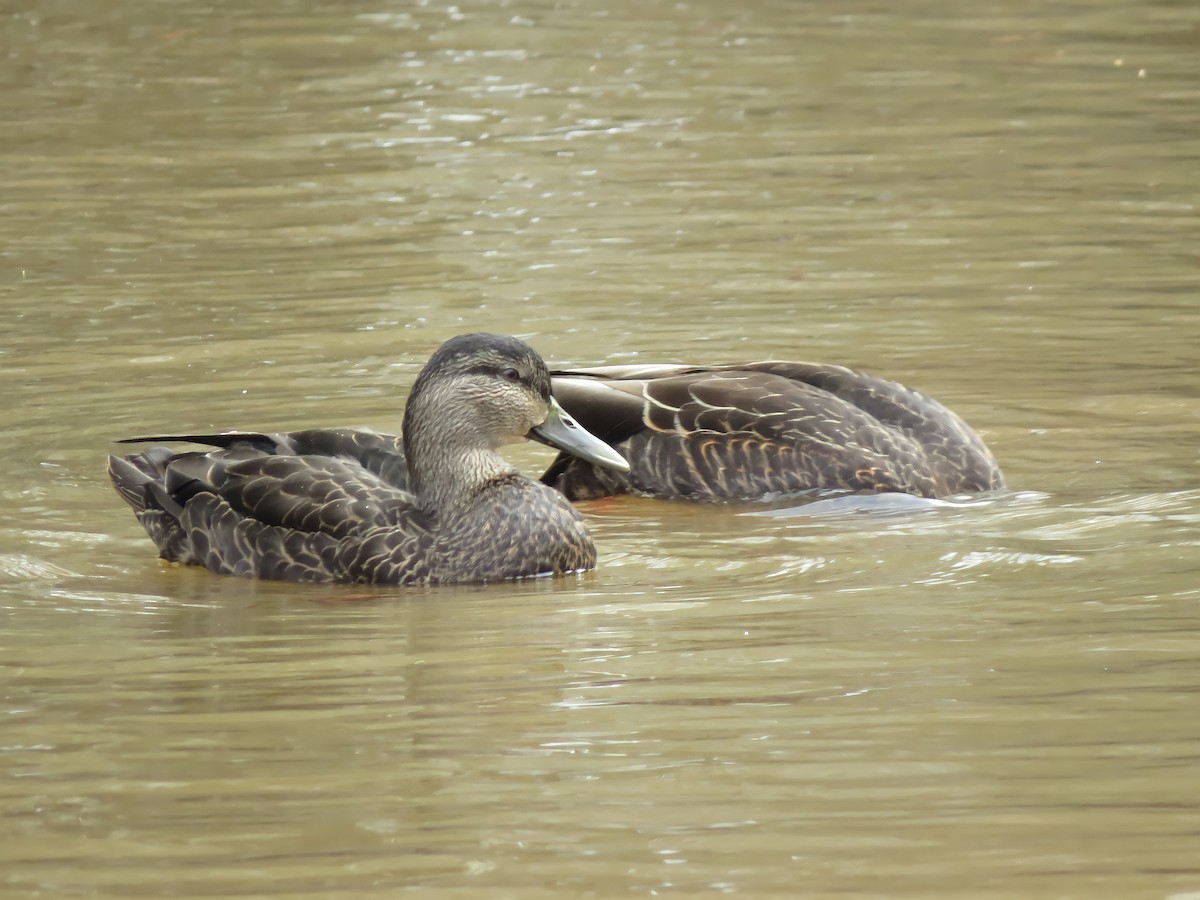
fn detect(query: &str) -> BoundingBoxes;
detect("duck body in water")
[541,360,1003,502]
[108,334,628,585]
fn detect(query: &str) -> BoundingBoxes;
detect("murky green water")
[3,0,1199,896]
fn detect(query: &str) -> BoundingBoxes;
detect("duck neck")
[404,406,516,516]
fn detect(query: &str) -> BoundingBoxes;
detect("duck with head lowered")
[108,333,629,585]
[542,358,1004,502]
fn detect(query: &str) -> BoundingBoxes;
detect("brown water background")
[2,1,1199,896]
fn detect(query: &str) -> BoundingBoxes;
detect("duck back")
[544,361,1004,501]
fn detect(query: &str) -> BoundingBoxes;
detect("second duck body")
[541,359,1004,502]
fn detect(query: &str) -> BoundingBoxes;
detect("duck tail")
[107,449,194,563]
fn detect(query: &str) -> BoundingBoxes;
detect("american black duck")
[541,360,1003,501]
[109,333,629,585]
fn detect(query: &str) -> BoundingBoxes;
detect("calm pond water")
[3,0,1200,896]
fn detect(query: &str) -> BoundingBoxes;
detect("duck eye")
[500,367,522,383]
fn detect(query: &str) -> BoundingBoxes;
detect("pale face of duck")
[445,354,557,450]
[402,334,627,508]
[436,346,627,471]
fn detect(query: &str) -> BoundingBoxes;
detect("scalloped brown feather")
[542,361,1004,501]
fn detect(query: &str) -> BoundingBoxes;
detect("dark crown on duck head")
[408,334,552,404]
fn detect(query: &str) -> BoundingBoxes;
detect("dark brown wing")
[118,428,410,490]
[177,493,434,584]
[545,363,1003,501]
[108,429,432,582]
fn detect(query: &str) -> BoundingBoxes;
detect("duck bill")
[529,397,630,472]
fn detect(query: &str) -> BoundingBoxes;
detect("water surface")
[3,0,1199,896]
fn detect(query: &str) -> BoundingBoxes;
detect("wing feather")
[546,363,1003,501]
[109,429,425,577]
